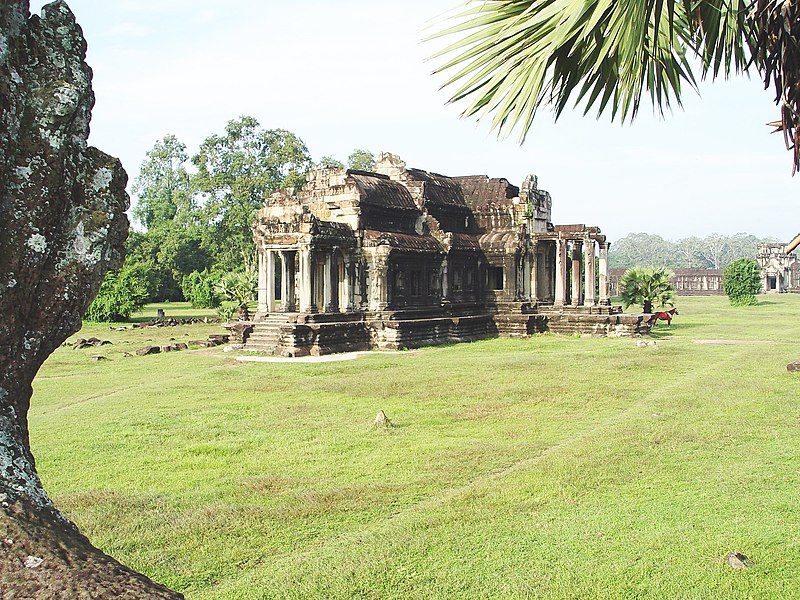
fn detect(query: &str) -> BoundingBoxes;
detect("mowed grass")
[29,295,800,598]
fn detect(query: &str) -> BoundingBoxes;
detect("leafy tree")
[132,135,193,229]
[430,1,800,172]
[608,233,678,268]
[619,266,676,313]
[347,149,376,171]
[126,225,212,301]
[611,232,781,269]
[674,236,704,268]
[696,233,731,269]
[725,232,767,266]
[192,116,312,271]
[85,262,150,322]
[723,258,761,306]
[317,156,345,169]
[181,269,221,309]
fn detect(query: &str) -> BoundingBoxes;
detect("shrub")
[85,262,150,322]
[181,269,220,308]
[214,271,256,321]
[618,266,675,313]
[216,301,240,322]
[723,258,761,306]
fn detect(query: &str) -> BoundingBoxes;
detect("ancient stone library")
[238,153,651,356]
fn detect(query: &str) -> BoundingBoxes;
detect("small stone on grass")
[725,551,752,570]
[373,410,391,428]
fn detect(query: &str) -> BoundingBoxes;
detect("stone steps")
[243,317,293,353]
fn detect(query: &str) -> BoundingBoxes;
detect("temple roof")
[406,169,468,208]
[449,232,482,252]
[479,229,524,253]
[363,230,444,253]
[310,219,357,246]
[453,175,520,208]
[349,172,419,212]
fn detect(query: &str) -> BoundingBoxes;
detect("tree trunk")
[0,1,182,596]
[643,300,653,313]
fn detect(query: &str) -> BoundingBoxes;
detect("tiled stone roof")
[349,172,419,212]
[453,175,519,208]
[363,230,444,253]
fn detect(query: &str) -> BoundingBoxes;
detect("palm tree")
[618,266,676,313]
[215,271,256,320]
[429,1,800,173]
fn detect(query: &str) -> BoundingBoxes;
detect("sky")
[30,0,799,244]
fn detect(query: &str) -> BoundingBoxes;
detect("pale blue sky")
[31,0,798,243]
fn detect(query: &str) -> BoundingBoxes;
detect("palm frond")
[428,0,706,142]
[749,0,800,174]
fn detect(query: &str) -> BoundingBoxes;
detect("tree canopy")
[430,0,800,172]
[609,231,777,269]
[131,134,192,229]
[192,116,312,270]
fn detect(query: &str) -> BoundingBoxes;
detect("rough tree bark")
[0,1,182,596]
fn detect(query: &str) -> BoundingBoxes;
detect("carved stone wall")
[608,268,724,296]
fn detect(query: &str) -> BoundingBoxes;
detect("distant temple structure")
[240,153,650,356]
[608,268,724,296]
[757,242,800,293]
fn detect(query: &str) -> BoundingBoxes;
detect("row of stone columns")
[258,248,297,314]
[257,237,611,315]
[258,246,357,315]
[543,237,610,307]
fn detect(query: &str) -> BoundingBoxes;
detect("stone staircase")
[244,314,293,354]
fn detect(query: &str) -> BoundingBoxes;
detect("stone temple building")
[241,153,650,356]
[757,242,800,293]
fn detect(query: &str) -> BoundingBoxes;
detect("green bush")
[181,269,220,308]
[85,262,151,322]
[214,271,256,321]
[216,300,240,322]
[618,266,675,313]
[723,258,761,306]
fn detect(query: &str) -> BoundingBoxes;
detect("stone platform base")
[540,312,654,336]
[238,305,653,357]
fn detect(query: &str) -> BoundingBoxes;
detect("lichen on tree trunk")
[0,1,181,596]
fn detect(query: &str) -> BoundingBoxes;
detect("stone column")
[505,257,515,300]
[530,241,539,303]
[341,252,352,312]
[284,251,296,311]
[523,252,532,300]
[583,238,596,306]
[298,246,313,313]
[366,248,390,311]
[554,238,567,306]
[280,250,289,312]
[327,250,339,312]
[598,242,610,304]
[571,240,582,306]
[257,248,267,315]
[441,257,449,301]
[266,250,276,312]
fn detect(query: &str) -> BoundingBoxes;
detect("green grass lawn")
[30,295,800,598]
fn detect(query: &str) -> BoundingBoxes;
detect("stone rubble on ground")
[23,556,43,569]
[724,551,752,569]
[373,410,391,428]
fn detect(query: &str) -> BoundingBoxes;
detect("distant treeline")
[608,232,780,270]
